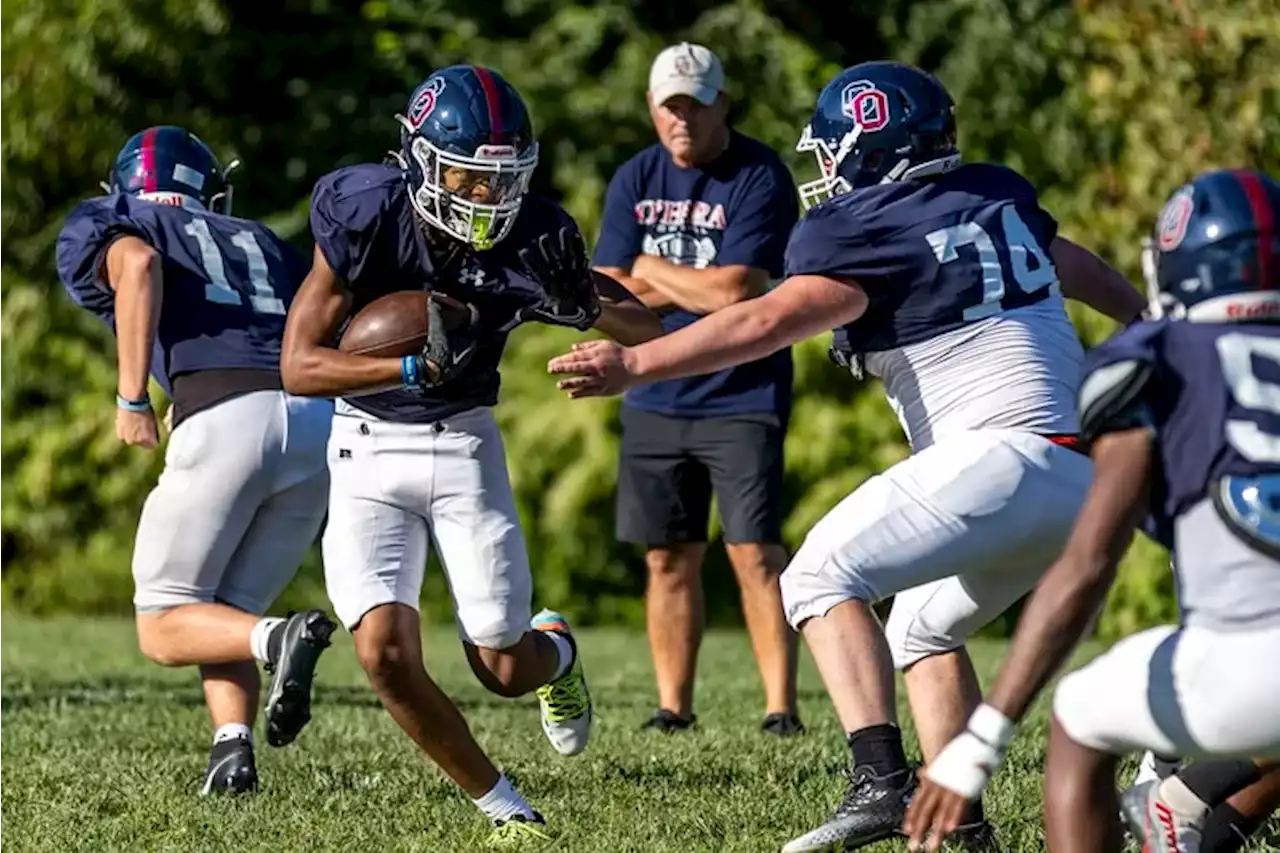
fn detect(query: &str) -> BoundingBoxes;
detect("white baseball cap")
[648,42,725,107]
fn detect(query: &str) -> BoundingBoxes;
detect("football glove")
[923,704,1015,800]
[517,227,601,331]
[413,292,480,391]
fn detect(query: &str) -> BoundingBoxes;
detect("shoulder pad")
[309,164,404,283]
[1078,357,1155,445]
[55,197,143,306]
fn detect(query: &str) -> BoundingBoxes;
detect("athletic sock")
[213,722,252,745]
[847,723,909,777]
[1176,760,1262,808]
[542,630,575,682]
[1201,803,1260,853]
[250,617,286,665]
[473,774,537,823]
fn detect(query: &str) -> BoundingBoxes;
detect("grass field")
[2,616,1277,852]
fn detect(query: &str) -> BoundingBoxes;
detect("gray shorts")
[132,390,333,615]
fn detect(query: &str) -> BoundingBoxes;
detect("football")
[338,290,472,358]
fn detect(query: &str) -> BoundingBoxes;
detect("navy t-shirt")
[593,131,796,417]
[310,163,573,423]
[56,194,306,396]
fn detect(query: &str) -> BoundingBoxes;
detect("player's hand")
[547,340,638,398]
[903,729,1005,852]
[417,292,480,389]
[517,227,601,331]
[116,407,159,449]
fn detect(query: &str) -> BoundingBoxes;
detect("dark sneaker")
[264,609,336,748]
[762,712,806,738]
[781,765,915,851]
[200,735,257,795]
[640,709,696,733]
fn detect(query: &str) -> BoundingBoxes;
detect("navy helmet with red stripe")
[393,65,538,250]
[108,125,237,214]
[796,61,960,210]
[1144,168,1280,322]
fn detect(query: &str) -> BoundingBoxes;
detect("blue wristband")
[116,392,152,412]
[401,355,421,390]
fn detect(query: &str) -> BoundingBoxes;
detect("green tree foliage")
[4,0,1276,635]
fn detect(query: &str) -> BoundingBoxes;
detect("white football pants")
[1053,623,1280,759]
[321,404,533,650]
[132,390,332,614]
[780,428,1093,668]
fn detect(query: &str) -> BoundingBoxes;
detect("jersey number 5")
[1217,332,1280,463]
[184,218,286,315]
[926,205,1059,321]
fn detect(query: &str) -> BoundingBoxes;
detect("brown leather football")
[338,291,472,358]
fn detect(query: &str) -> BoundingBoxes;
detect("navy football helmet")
[107,125,238,214]
[796,60,960,210]
[1143,169,1280,322]
[393,65,538,250]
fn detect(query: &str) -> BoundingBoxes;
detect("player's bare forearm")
[281,246,403,398]
[590,270,664,344]
[985,427,1154,722]
[106,236,163,400]
[1052,237,1146,324]
[632,254,768,314]
[630,274,867,383]
[595,265,677,312]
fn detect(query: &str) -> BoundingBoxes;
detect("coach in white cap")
[593,42,802,737]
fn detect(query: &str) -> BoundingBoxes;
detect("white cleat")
[1119,780,1203,853]
[531,609,593,756]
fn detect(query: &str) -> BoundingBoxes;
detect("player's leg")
[697,413,800,733]
[1044,716,1126,853]
[617,406,709,729]
[323,413,544,838]
[780,430,1090,851]
[1204,766,1280,853]
[426,407,591,760]
[1053,623,1280,853]
[216,393,335,748]
[129,393,322,793]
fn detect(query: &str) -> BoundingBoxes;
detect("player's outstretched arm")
[1051,237,1146,324]
[904,425,1154,851]
[589,269,664,345]
[105,236,163,448]
[547,273,867,398]
[595,264,677,312]
[280,245,404,398]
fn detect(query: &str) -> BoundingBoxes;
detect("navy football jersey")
[784,163,1060,356]
[56,195,304,394]
[1080,319,1280,548]
[310,163,571,423]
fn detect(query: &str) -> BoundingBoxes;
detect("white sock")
[543,630,574,681]
[472,774,536,822]
[213,723,252,745]
[1157,775,1211,824]
[250,617,285,664]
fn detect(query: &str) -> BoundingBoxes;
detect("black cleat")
[200,735,257,795]
[263,609,336,748]
[781,765,915,851]
[762,712,806,738]
[640,708,696,733]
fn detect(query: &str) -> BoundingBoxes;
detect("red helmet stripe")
[471,66,503,145]
[141,126,159,192]
[1235,169,1275,291]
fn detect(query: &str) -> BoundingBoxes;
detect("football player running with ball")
[905,169,1280,853]
[548,60,1145,851]
[56,127,337,795]
[280,65,661,844]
